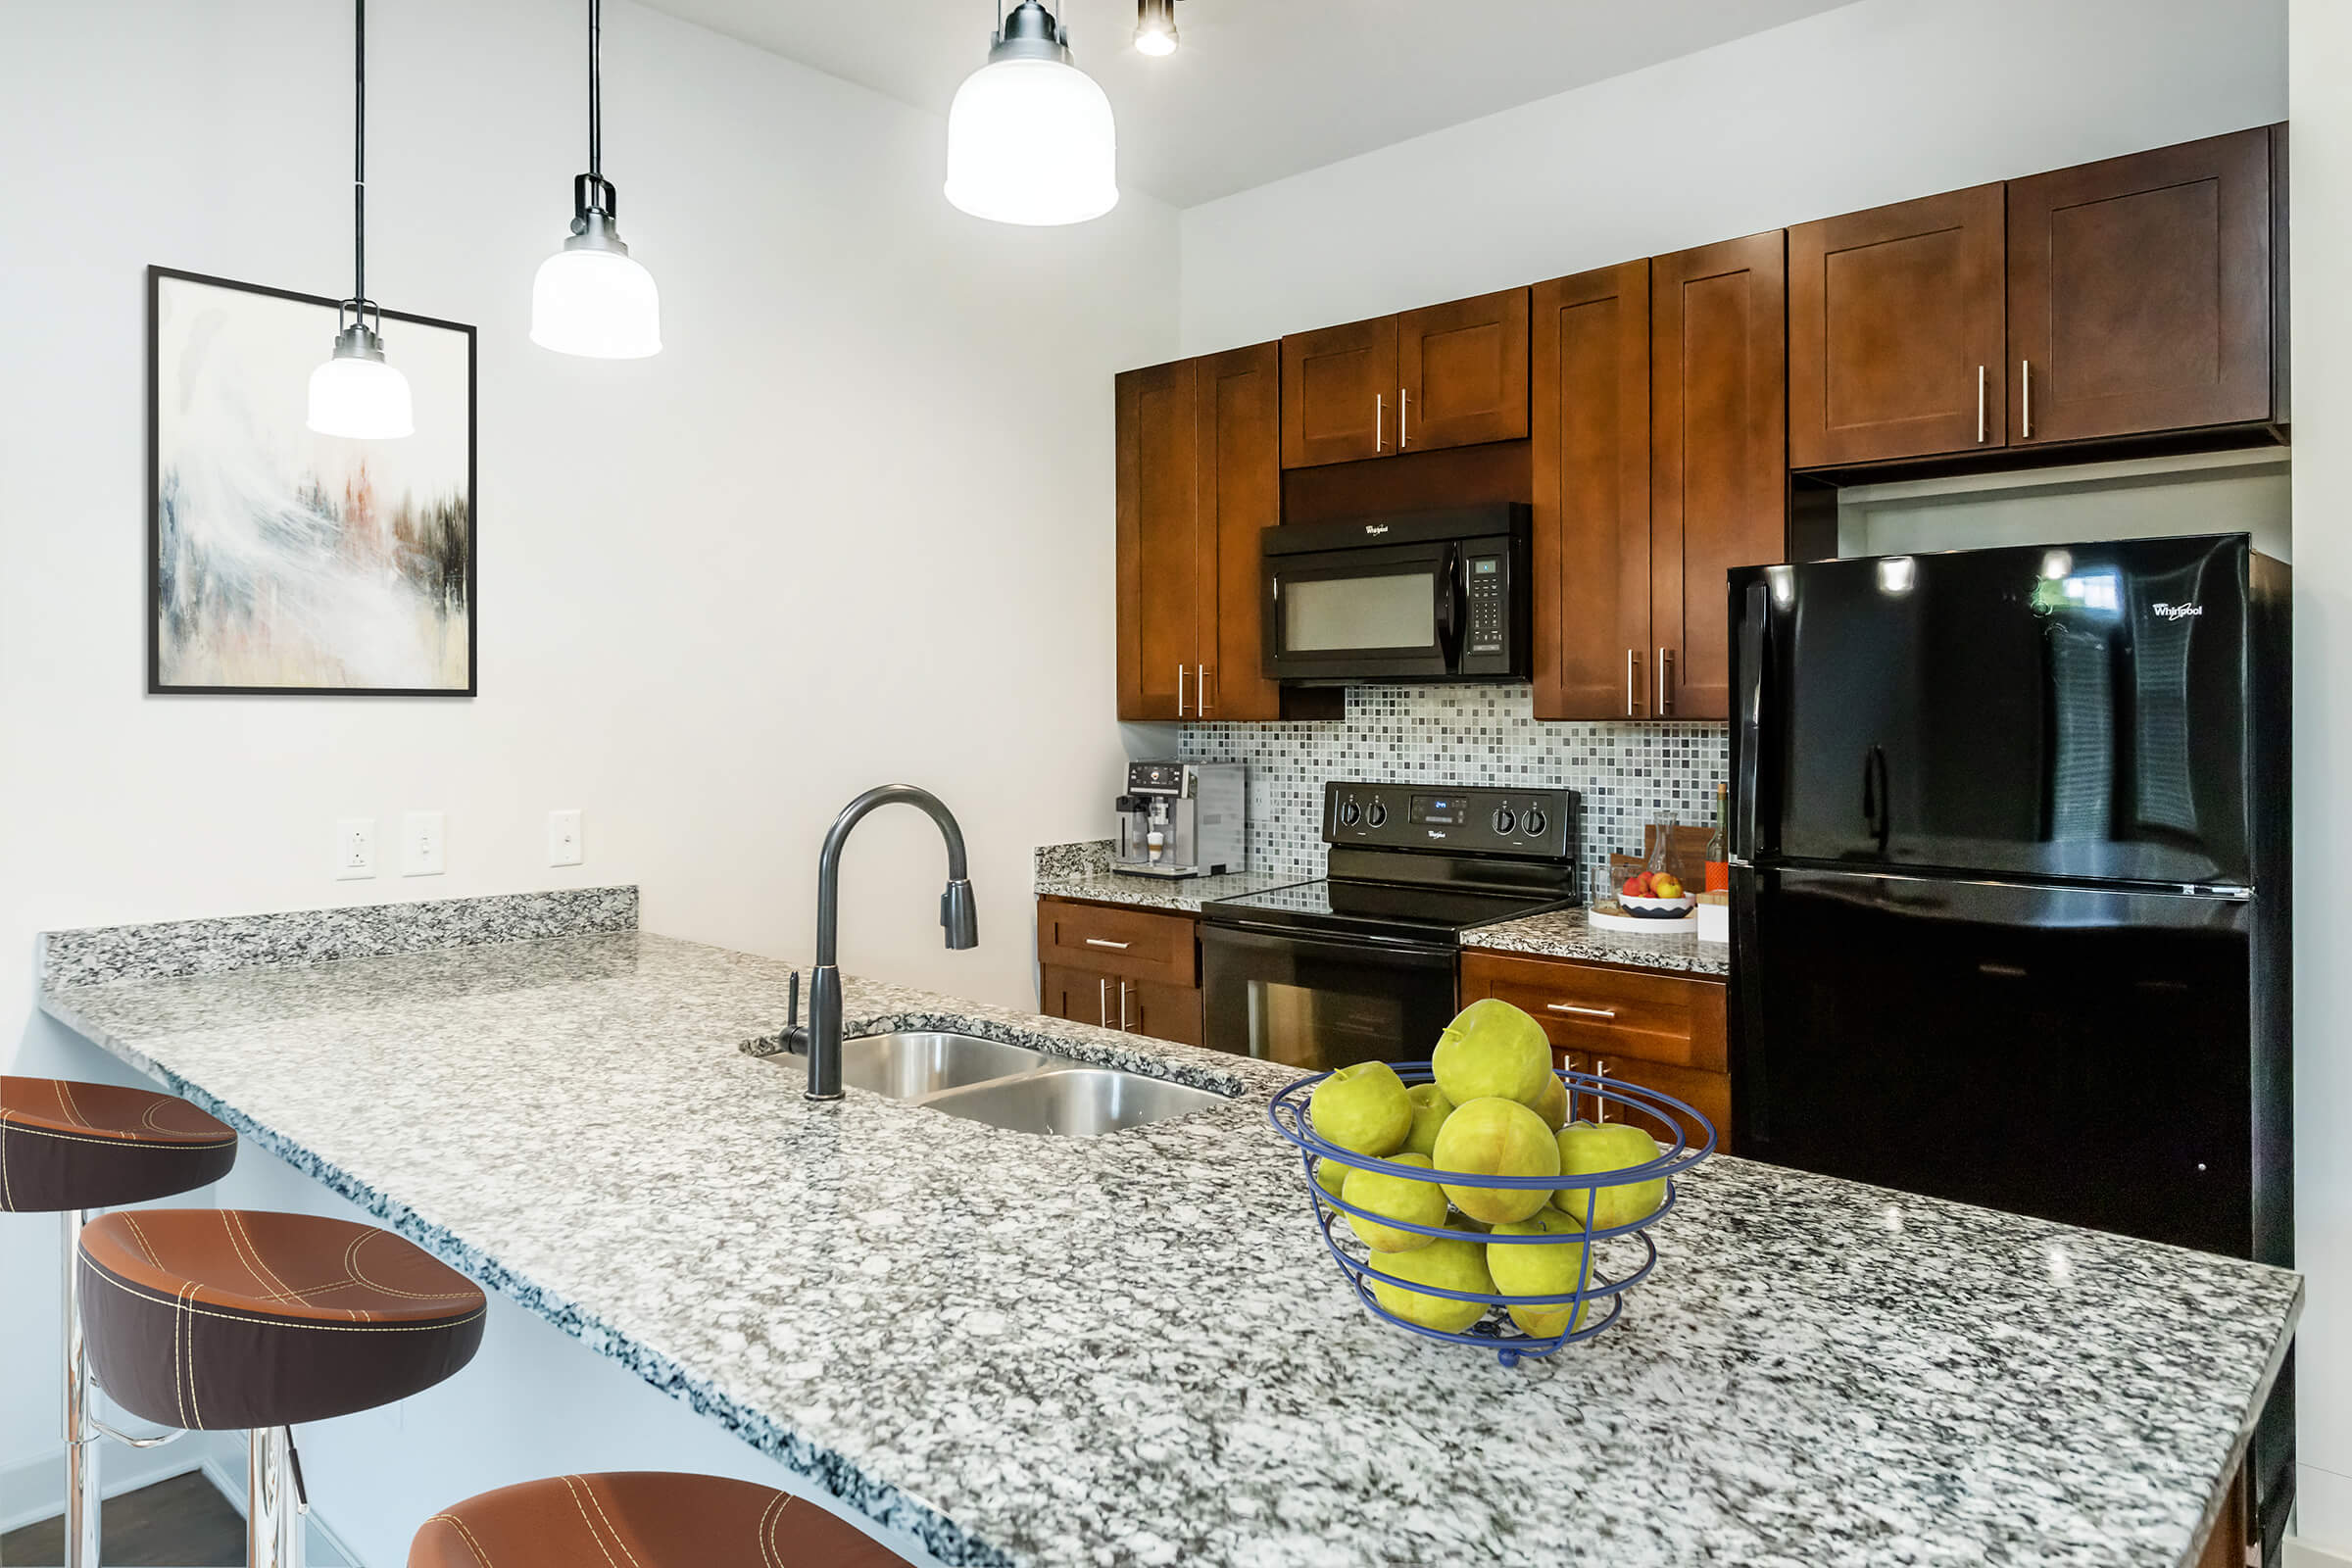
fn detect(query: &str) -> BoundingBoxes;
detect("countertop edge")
[34,982,1020,1568]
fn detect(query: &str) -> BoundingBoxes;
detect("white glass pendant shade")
[531,245,662,359]
[945,56,1118,225]
[306,352,414,440]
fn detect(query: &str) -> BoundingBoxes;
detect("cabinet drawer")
[1459,951,1726,1072]
[1039,964,1203,1047]
[1038,898,1198,987]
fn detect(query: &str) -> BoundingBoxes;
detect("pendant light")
[945,0,1118,226]
[307,0,414,441]
[531,0,662,359]
[1133,0,1179,56]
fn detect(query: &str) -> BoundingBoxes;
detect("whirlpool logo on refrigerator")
[2153,602,2205,621]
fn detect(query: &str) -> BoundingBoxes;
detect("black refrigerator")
[1727,534,2293,1556]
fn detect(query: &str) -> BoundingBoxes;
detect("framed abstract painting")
[147,266,476,696]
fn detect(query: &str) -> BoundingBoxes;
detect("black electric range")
[1199,781,1579,1070]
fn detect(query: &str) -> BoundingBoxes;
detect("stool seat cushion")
[1,1077,236,1212]
[408,1472,914,1568]
[78,1209,485,1430]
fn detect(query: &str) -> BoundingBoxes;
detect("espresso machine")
[1112,761,1246,879]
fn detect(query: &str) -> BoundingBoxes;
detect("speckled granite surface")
[38,886,638,988]
[1034,840,1299,913]
[1466,906,1732,977]
[41,928,2296,1568]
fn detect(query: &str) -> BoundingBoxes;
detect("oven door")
[1200,922,1459,1071]
[1262,540,1462,683]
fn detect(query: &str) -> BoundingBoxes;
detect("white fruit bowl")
[1619,892,1697,918]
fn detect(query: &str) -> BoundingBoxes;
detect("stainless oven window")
[1245,978,1407,1069]
[1284,571,1435,652]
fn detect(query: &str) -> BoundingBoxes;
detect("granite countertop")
[1033,837,1302,913]
[1467,906,1732,977]
[38,908,2296,1568]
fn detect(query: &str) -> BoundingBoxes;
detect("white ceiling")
[638,0,1861,209]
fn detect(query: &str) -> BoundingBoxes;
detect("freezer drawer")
[1731,865,2266,1260]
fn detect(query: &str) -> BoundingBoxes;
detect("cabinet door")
[2008,127,2274,444]
[1041,963,1118,1030]
[1398,288,1531,453]
[1574,1052,1732,1153]
[1281,316,1398,468]
[1123,977,1205,1047]
[1531,262,1650,721]
[1651,231,1787,723]
[1115,360,1206,719]
[1198,342,1282,721]
[1788,184,2006,466]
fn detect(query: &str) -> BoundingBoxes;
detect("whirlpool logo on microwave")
[1363,522,1390,536]
[2153,602,2205,621]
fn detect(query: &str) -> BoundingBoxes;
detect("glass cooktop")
[1200,877,1572,944]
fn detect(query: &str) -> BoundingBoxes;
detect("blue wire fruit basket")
[1267,1061,1716,1366]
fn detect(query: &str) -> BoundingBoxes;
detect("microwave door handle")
[1434,545,1461,650]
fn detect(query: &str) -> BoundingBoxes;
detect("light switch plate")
[334,818,376,880]
[548,808,583,867]
[402,810,445,877]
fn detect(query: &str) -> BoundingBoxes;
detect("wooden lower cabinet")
[1458,949,1730,1146]
[1036,899,1204,1048]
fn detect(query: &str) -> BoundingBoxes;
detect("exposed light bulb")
[1134,0,1178,55]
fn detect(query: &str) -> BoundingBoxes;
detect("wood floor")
[2,1470,245,1567]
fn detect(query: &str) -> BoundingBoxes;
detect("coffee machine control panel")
[1324,781,1576,858]
[1126,760,1193,796]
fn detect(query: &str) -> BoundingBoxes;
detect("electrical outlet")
[334,818,376,880]
[402,810,445,877]
[548,808,583,867]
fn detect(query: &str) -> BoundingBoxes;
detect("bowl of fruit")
[1267,1000,1715,1366]
[1615,869,1695,917]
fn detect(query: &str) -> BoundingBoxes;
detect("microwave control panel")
[1466,553,1507,658]
[1323,781,1577,859]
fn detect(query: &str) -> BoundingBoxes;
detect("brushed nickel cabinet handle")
[1085,937,1132,951]
[1175,662,1186,717]
[1098,978,1109,1028]
[1197,664,1209,714]
[1375,392,1387,453]
[1977,365,1987,443]
[1119,981,1132,1032]
[1657,647,1676,717]
[2021,359,2032,439]
[1626,650,1643,718]
[1593,1056,1612,1124]
[1546,1002,1619,1019]
[1399,386,1411,448]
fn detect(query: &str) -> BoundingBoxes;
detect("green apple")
[1431,1097,1560,1224]
[1313,1158,1349,1202]
[1487,1207,1596,1339]
[1528,1071,1568,1132]
[1339,1152,1448,1252]
[1401,1083,1455,1156]
[1554,1121,1667,1230]
[1432,999,1553,1106]
[1367,1234,1494,1334]
[1310,1061,1413,1156]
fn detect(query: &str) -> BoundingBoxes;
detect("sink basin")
[918,1067,1227,1138]
[838,1032,1056,1101]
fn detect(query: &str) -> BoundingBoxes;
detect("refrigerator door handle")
[1733,581,1770,861]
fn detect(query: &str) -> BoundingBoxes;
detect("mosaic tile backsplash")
[1178,684,1727,902]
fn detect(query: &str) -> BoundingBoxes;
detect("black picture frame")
[146,265,479,697]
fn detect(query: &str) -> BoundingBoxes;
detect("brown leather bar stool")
[410,1472,916,1568]
[77,1207,487,1568]
[1,1076,238,1568]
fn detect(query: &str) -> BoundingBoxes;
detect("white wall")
[1178,0,2287,354]
[2290,1,2352,1548]
[0,0,1177,1516]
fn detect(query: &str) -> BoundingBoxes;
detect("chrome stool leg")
[62,1207,100,1568]
[248,1427,306,1568]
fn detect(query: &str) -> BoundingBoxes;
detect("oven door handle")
[1200,920,1460,965]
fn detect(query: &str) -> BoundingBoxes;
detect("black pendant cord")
[353,0,367,314]
[588,0,603,181]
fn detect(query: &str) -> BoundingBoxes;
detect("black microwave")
[1259,505,1531,684]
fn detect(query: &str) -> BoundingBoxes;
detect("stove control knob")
[1493,807,1518,836]
[1365,800,1389,828]
[1522,808,1547,838]
[1338,800,1361,828]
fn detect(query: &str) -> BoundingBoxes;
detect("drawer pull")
[1546,1002,1617,1019]
[1084,937,1132,951]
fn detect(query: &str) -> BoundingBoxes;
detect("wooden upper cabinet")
[1789,184,2007,466]
[2009,126,2276,444]
[1282,317,1396,468]
[1650,231,1787,723]
[1531,262,1649,722]
[1115,360,1206,720]
[1198,342,1281,721]
[1399,288,1531,452]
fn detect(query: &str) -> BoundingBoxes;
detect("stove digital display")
[1409,796,1461,825]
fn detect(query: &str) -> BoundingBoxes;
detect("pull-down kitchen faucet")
[783,785,978,1101]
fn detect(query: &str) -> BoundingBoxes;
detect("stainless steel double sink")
[795,1031,1229,1137]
